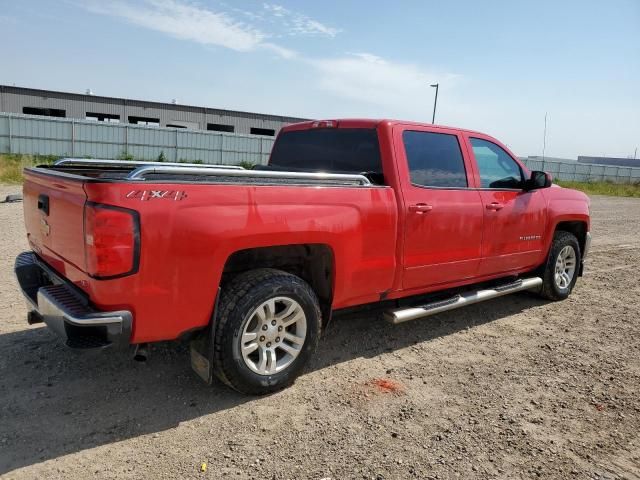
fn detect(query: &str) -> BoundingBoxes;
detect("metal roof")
[0,85,308,123]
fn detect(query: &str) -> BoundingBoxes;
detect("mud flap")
[189,287,220,384]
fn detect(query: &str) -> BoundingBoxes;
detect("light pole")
[542,112,548,162]
[430,83,439,124]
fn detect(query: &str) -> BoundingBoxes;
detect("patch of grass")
[555,180,640,198]
[237,160,256,169]
[0,154,59,184]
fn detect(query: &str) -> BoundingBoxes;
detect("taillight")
[84,203,139,278]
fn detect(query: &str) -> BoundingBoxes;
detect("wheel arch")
[554,220,588,257]
[221,244,335,324]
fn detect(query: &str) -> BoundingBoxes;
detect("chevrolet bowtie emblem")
[40,217,50,236]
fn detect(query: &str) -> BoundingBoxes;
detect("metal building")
[578,155,640,168]
[0,85,308,137]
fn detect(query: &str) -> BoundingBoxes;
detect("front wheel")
[213,269,322,395]
[538,231,581,301]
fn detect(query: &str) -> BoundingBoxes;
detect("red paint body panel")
[390,124,484,288]
[20,119,590,344]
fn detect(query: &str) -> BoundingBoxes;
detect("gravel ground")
[0,184,638,480]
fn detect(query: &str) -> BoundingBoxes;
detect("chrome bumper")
[14,252,132,350]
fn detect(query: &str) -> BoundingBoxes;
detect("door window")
[402,131,467,188]
[470,138,523,189]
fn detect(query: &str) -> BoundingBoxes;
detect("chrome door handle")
[409,203,433,213]
[486,202,504,211]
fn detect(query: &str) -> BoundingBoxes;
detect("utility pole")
[430,83,439,124]
[542,112,548,161]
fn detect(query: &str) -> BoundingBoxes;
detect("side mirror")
[525,170,552,190]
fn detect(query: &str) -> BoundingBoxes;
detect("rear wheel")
[213,269,321,395]
[539,231,581,301]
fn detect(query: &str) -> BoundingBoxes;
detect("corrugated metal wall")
[2,112,639,182]
[0,113,275,165]
[0,86,307,135]
[521,158,640,184]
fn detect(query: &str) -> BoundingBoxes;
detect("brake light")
[84,203,139,278]
[311,120,336,128]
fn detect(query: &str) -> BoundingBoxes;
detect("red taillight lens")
[84,203,139,278]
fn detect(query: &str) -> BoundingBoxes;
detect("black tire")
[538,231,581,301]
[212,268,322,395]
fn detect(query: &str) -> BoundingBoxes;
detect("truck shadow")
[0,292,547,474]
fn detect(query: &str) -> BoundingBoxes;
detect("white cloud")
[79,1,460,122]
[262,42,297,59]
[82,0,295,57]
[307,53,460,119]
[263,3,340,37]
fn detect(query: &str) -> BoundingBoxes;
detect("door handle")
[486,202,504,211]
[409,203,433,213]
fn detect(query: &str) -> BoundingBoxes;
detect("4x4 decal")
[126,190,188,201]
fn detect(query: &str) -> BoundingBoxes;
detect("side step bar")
[384,277,543,325]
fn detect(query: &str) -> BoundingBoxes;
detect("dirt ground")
[0,184,638,480]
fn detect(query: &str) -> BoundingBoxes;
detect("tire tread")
[212,268,321,394]
[539,231,581,301]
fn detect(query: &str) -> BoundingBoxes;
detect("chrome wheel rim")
[554,245,577,289]
[240,297,307,376]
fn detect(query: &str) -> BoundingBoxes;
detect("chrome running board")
[383,277,543,324]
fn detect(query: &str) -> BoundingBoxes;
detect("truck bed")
[32,158,374,186]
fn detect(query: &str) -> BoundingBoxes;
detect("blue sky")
[1,0,638,158]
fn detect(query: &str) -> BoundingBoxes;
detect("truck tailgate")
[23,170,87,273]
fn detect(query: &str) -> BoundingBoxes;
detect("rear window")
[269,128,382,175]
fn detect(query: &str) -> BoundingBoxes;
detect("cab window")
[470,138,523,189]
[403,131,468,188]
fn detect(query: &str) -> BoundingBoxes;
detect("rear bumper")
[14,251,132,350]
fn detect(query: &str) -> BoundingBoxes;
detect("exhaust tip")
[133,343,149,362]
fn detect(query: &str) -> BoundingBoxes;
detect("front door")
[396,127,484,290]
[466,136,547,275]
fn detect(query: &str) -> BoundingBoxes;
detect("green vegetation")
[117,151,135,161]
[555,180,640,198]
[237,160,256,169]
[0,154,59,184]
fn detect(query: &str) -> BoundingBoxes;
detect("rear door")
[464,135,546,275]
[394,125,483,290]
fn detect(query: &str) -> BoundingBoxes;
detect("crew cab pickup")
[15,119,591,394]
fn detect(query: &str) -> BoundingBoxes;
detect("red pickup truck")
[15,119,591,394]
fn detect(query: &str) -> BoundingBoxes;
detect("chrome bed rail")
[53,158,244,170]
[125,165,373,186]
